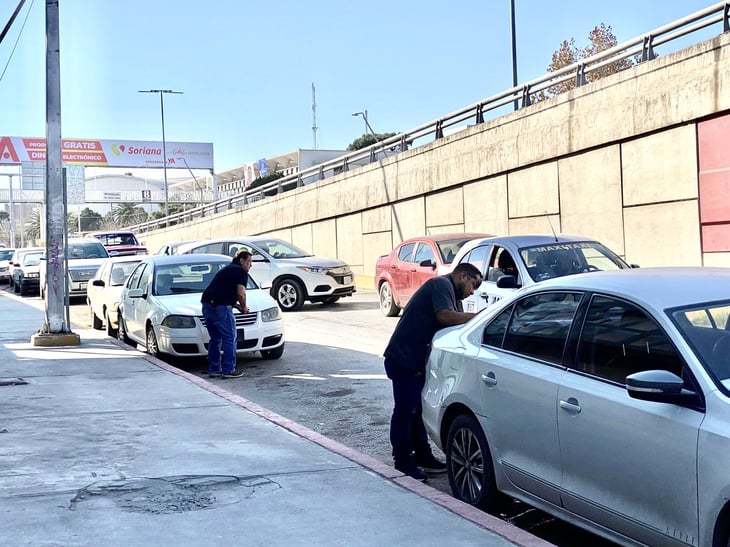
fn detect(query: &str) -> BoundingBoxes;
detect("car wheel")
[379,282,400,317]
[445,414,500,512]
[117,312,132,345]
[321,297,340,305]
[274,278,305,311]
[261,343,285,360]
[105,310,117,338]
[146,325,160,357]
[90,306,103,330]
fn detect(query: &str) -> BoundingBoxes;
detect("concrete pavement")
[0,291,550,546]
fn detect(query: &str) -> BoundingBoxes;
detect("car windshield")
[436,238,475,263]
[519,241,629,282]
[153,261,258,296]
[68,241,108,259]
[0,250,14,260]
[23,252,43,266]
[256,239,311,259]
[94,233,138,246]
[671,300,730,385]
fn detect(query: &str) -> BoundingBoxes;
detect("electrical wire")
[0,0,36,84]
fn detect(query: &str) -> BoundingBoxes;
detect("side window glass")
[191,243,225,255]
[137,265,152,294]
[414,243,435,265]
[463,245,490,277]
[482,306,513,347]
[576,296,684,383]
[127,263,147,289]
[487,247,519,283]
[503,292,582,364]
[397,243,416,263]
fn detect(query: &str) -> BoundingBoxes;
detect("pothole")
[69,475,280,514]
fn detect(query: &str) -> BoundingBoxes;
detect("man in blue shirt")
[201,250,252,379]
[384,262,482,480]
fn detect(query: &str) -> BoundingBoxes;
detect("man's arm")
[436,309,475,326]
[235,284,248,314]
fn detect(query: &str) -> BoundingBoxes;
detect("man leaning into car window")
[383,262,482,481]
[200,250,252,379]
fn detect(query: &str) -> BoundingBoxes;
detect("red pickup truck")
[90,231,148,256]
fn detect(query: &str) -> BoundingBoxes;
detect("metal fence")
[127,2,730,234]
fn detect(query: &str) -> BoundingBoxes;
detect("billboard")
[0,136,214,169]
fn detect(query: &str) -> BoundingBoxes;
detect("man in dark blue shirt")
[201,250,252,379]
[384,262,482,480]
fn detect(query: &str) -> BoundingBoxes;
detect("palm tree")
[25,208,42,242]
[112,202,147,227]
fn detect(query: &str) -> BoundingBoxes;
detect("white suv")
[176,236,356,311]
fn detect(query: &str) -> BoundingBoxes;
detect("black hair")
[453,262,482,279]
[232,249,252,263]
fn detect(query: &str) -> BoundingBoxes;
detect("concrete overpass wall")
[140,32,730,288]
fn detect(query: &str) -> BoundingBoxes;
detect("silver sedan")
[422,267,730,546]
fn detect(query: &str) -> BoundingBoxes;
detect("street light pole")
[510,0,519,111]
[352,110,376,136]
[7,174,15,247]
[138,89,183,227]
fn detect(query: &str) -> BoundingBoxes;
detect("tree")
[77,207,103,232]
[111,202,147,227]
[542,23,638,98]
[347,132,397,151]
[25,208,41,241]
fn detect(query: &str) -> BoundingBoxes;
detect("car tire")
[90,306,103,330]
[261,343,285,360]
[445,414,500,512]
[274,278,305,312]
[105,310,117,338]
[117,312,132,345]
[146,325,160,357]
[379,282,400,317]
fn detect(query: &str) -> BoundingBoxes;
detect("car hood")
[153,289,280,315]
[277,256,348,269]
[68,258,107,269]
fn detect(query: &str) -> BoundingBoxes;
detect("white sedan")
[117,254,284,360]
[422,267,730,546]
[87,255,145,337]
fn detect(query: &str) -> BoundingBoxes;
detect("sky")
[0,0,722,174]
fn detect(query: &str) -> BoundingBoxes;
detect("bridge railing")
[127,2,730,234]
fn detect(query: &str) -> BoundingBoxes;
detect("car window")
[482,305,514,347]
[487,246,520,283]
[461,245,490,277]
[127,263,147,289]
[500,292,582,364]
[137,265,152,294]
[671,301,730,384]
[190,242,225,255]
[23,253,42,266]
[232,243,264,260]
[110,262,139,286]
[414,243,435,264]
[576,295,684,383]
[397,243,416,263]
[68,241,108,259]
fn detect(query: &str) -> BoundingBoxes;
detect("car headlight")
[297,266,326,274]
[261,306,282,322]
[26,272,40,278]
[161,315,196,328]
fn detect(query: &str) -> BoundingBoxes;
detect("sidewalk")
[0,292,550,547]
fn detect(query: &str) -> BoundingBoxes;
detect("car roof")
[141,254,231,266]
[467,234,599,248]
[519,267,730,311]
[400,233,495,244]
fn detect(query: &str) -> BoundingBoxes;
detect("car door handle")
[480,372,497,386]
[559,397,581,414]
[478,291,489,300]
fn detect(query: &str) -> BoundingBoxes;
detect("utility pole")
[510,0,519,111]
[7,174,15,247]
[311,83,318,149]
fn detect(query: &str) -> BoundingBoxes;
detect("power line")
[0,0,35,84]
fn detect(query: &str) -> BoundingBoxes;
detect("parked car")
[89,231,147,256]
[0,247,15,284]
[9,247,44,291]
[87,255,145,336]
[117,254,285,359]
[423,267,730,546]
[40,238,110,299]
[12,249,44,296]
[449,234,632,312]
[176,237,355,311]
[374,233,492,316]
[156,240,198,256]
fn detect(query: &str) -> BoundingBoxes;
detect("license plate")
[343,275,352,285]
[236,328,245,338]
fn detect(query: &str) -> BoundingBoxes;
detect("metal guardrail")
[127,2,730,234]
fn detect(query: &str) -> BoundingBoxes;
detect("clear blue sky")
[0,0,720,172]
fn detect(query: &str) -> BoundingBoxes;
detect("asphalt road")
[7,283,615,546]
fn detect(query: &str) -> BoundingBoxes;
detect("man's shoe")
[415,454,447,474]
[394,463,428,482]
[221,370,244,379]
[208,372,222,378]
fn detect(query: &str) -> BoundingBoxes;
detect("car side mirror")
[419,259,436,270]
[630,263,640,268]
[127,288,144,299]
[92,279,105,287]
[626,370,683,403]
[252,255,267,263]
[496,275,519,289]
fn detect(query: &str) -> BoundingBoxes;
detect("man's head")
[450,263,482,299]
[233,249,253,271]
